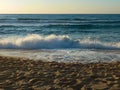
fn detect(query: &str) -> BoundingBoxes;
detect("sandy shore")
[0,56,120,90]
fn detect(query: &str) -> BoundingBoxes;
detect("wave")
[17,18,43,20]
[0,25,18,28]
[0,17,118,20]
[1,17,118,21]
[0,34,120,50]
[44,24,120,29]
[91,20,120,24]
[1,18,120,23]
[0,24,120,30]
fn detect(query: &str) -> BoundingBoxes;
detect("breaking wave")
[0,34,120,50]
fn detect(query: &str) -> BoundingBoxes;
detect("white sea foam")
[0,34,120,50]
[0,49,120,63]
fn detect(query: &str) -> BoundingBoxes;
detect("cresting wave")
[0,34,120,50]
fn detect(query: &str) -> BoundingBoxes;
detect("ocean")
[0,14,120,63]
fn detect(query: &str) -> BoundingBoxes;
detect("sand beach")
[0,56,120,90]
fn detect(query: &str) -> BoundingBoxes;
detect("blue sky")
[0,0,120,14]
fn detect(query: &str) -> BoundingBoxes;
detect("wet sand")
[0,56,120,90]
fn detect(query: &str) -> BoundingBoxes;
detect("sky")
[0,0,120,14]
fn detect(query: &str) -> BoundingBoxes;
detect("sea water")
[0,14,120,63]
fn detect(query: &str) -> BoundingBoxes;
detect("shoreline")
[0,56,120,89]
[0,49,120,64]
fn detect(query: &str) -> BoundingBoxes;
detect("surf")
[0,34,120,50]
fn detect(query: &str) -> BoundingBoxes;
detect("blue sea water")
[0,14,120,63]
